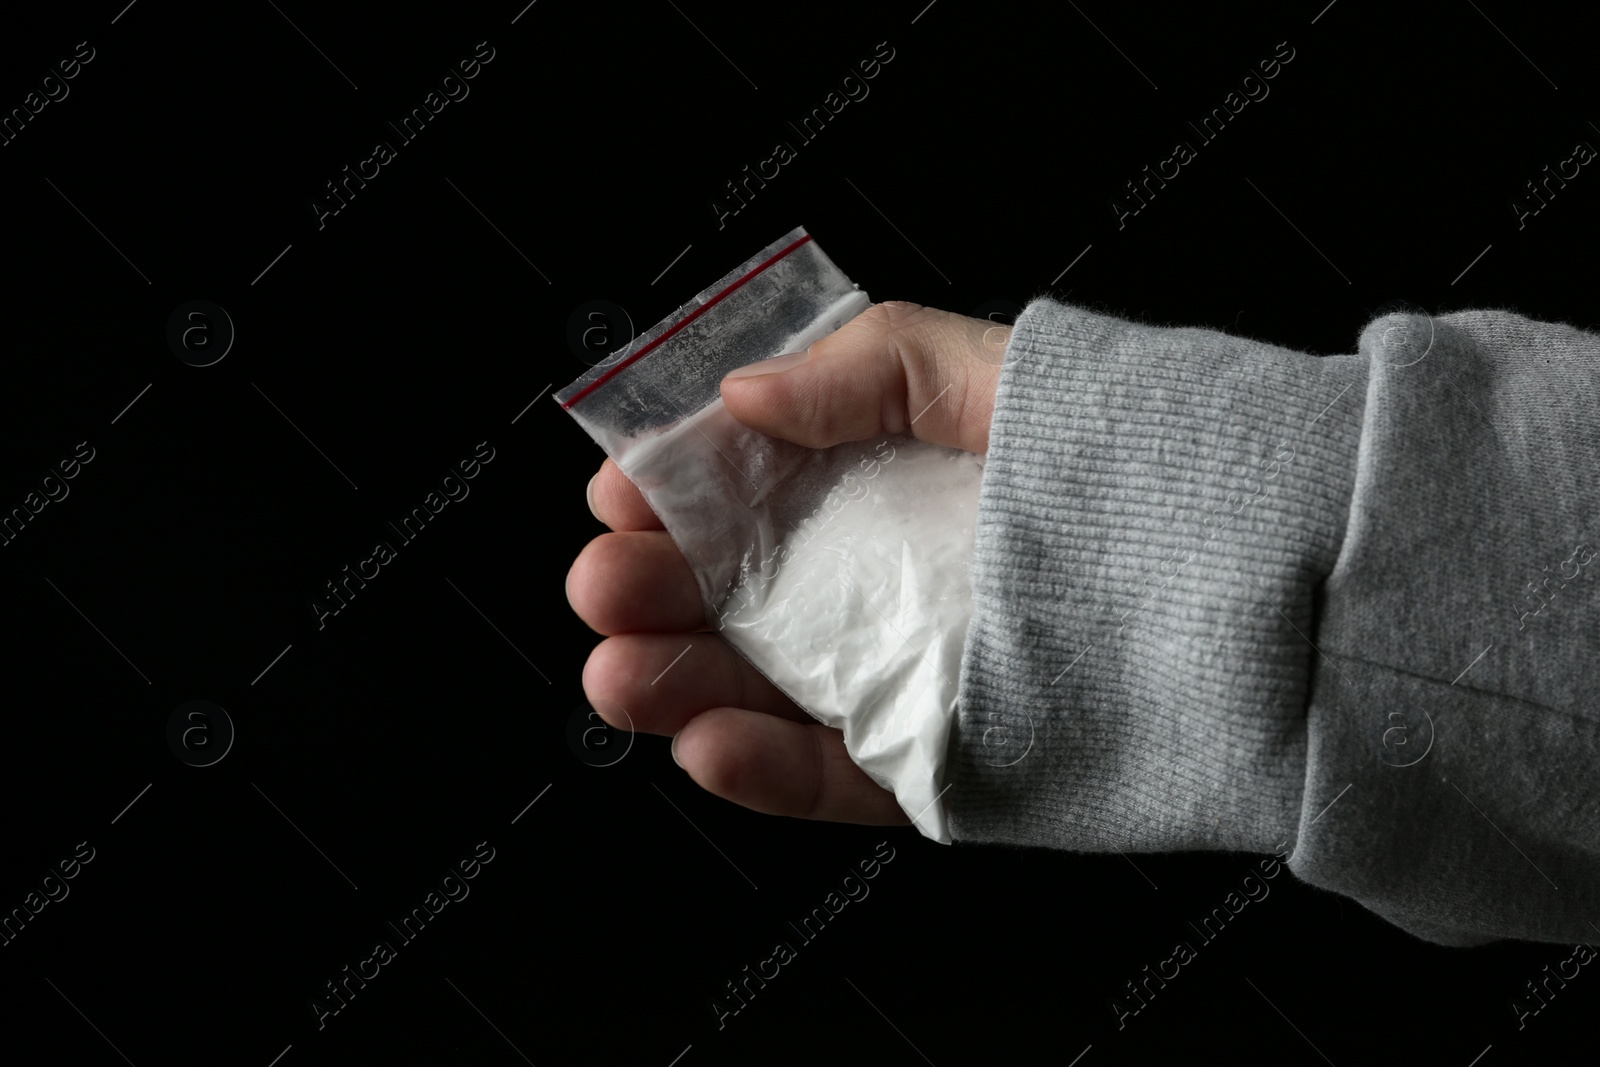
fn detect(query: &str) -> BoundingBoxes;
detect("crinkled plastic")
[556,226,982,842]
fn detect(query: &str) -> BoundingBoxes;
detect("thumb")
[718,301,1007,454]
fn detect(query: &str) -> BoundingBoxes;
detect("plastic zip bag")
[556,226,983,843]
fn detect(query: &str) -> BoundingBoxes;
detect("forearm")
[946,298,1600,946]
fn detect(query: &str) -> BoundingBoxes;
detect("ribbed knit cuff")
[945,298,1369,855]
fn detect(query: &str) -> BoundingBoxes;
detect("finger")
[719,301,1004,455]
[672,706,910,826]
[583,633,813,735]
[566,531,705,635]
[588,457,663,532]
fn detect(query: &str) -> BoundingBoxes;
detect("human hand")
[565,301,1008,824]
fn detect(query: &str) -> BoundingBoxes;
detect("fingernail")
[725,350,810,379]
[586,473,599,520]
[670,730,684,769]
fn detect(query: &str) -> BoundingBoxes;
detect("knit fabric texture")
[946,298,1600,947]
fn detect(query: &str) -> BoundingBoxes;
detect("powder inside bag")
[620,397,983,840]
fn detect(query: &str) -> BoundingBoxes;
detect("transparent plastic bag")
[556,226,983,842]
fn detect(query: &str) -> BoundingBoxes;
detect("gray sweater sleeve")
[946,297,1600,947]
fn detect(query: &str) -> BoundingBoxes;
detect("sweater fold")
[947,298,1600,946]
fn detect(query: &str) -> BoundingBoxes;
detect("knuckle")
[847,301,930,342]
[869,301,935,350]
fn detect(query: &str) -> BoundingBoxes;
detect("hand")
[566,301,1008,824]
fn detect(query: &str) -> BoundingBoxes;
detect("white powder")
[620,397,984,842]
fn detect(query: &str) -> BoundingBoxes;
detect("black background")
[0,1,1594,1064]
